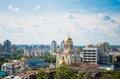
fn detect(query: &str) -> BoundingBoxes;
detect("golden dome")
[58,60,66,65]
[57,48,61,52]
[20,56,27,61]
[76,48,80,52]
[64,37,73,43]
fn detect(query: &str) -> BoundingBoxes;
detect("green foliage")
[16,49,24,54]
[0,57,10,70]
[77,72,84,79]
[37,65,120,79]
[100,70,120,79]
[10,53,23,60]
[36,65,96,79]
[84,72,93,79]
[37,69,49,79]
[56,65,77,79]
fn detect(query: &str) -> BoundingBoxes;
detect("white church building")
[56,36,81,67]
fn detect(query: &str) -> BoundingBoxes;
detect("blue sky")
[0,0,120,45]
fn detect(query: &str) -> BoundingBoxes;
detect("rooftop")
[70,62,98,67]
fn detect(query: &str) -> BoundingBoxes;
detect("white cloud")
[0,12,120,45]
[33,5,40,10]
[8,5,20,12]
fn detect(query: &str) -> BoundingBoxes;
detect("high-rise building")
[0,44,3,54]
[50,40,57,53]
[103,42,109,53]
[60,40,64,51]
[97,42,109,53]
[3,40,11,53]
[11,45,16,53]
[99,53,113,64]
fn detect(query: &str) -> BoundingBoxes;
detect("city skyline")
[0,0,120,45]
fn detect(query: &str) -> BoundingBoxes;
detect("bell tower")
[64,35,73,50]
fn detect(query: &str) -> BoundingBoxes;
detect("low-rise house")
[44,68,55,74]
[3,70,38,79]
[15,70,38,79]
[1,57,27,75]
[70,62,99,78]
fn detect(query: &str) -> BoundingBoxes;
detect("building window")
[70,44,73,49]
[67,45,68,49]
[92,50,96,52]
[62,56,64,60]
[84,50,87,52]
[75,56,77,61]
[64,45,66,49]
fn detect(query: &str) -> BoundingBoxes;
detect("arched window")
[67,44,68,49]
[62,56,64,60]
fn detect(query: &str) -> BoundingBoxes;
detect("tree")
[37,69,49,79]
[10,53,23,60]
[56,65,77,79]
[84,72,93,79]
[100,70,120,79]
[77,72,84,79]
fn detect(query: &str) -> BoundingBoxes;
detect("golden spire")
[64,32,73,43]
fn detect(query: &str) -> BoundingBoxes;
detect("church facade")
[56,36,81,67]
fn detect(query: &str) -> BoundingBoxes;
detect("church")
[56,36,81,67]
